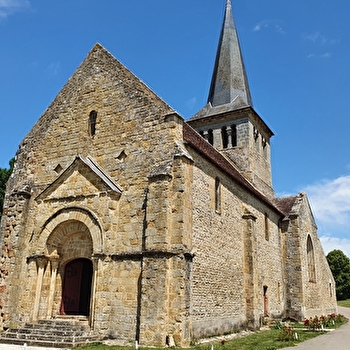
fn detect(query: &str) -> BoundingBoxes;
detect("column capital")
[36,256,48,269]
[242,209,257,221]
[50,257,60,270]
[48,250,60,269]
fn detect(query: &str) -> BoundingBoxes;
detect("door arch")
[60,258,93,316]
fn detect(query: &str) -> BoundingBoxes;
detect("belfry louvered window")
[221,126,228,149]
[231,124,237,147]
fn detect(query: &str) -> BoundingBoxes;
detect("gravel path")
[0,345,66,350]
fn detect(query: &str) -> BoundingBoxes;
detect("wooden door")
[60,258,92,316]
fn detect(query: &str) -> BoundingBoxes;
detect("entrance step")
[0,318,101,348]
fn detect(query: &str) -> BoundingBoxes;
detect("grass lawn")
[75,330,317,350]
[76,319,345,350]
[75,312,347,350]
[337,299,350,308]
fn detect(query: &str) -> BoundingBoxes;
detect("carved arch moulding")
[34,206,103,256]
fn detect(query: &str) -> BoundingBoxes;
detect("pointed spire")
[208,0,252,108]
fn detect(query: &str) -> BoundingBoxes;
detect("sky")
[1,0,350,256]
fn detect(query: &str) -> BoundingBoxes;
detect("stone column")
[283,214,305,320]
[46,254,60,319]
[242,210,259,329]
[89,256,99,329]
[227,128,233,147]
[203,131,209,142]
[32,256,48,322]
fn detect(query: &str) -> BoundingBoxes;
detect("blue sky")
[1,0,350,255]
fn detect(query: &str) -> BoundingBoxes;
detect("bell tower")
[187,0,274,198]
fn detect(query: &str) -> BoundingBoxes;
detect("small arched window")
[88,110,97,136]
[221,126,228,149]
[307,235,316,282]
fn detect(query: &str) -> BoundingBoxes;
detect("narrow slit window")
[88,110,97,136]
[264,213,269,241]
[215,177,221,213]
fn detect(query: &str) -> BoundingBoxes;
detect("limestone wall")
[0,44,191,345]
[286,194,337,319]
[187,147,284,339]
[282,194,337,321]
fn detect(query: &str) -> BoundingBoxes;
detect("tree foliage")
[326,249,350,300]
[0,158,15,218]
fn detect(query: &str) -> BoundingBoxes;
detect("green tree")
[326,249,350,300]
[0,158,15,218]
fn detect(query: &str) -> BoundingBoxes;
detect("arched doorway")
[60,258,93,316]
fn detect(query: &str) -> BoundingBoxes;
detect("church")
[0,0,337,347]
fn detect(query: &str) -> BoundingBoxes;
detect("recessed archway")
[37,207,103,255]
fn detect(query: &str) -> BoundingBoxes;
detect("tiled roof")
[273,196,298,216]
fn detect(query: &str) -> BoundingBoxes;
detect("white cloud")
[304,175,350,226]
[0,0,29,18]
[185,97,197,110]
[304,31,322,43]
[274,25,285,35]
[320,236,350,257]
[253,20,285,34]
[301,175,350,256]
[304,32,337,59]
[307,52,332,59]
[303,31,339,45]
[47,61,61,76]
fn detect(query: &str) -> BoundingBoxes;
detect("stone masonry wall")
[187,146,284,339]
[282,194,337,320]
[0,43,189,346]
[292,195,337,318]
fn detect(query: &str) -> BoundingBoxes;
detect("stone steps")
[0,318,101,348]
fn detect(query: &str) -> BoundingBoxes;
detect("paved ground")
[0,307,349,349]
[0,345,66,350]
[283,306,350,350]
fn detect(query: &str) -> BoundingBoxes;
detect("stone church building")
[0,0,337,347]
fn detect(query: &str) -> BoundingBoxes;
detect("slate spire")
[208,0,252,108]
